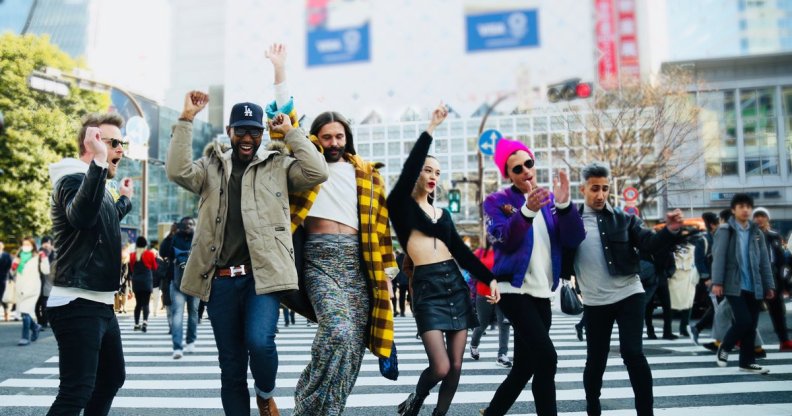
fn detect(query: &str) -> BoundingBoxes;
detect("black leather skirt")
[412,259,478,334]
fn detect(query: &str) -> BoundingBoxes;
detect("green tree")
[0,33,109,242]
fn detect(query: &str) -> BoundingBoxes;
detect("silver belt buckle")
[229,265,246,277]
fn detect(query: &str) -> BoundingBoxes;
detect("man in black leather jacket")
[562,162,684,416]
[47,113,134,416]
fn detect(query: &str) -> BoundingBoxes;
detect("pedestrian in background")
[13,237,48,346]
[130,236,157,333]
[37,236,56,329]
[0,241,13,321]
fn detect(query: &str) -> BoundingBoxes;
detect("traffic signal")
[547,78,593,103]
[448,189,461,213]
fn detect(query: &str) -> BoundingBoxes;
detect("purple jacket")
[483,186,586,290]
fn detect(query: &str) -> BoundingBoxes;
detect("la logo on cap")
[244,105,253,117]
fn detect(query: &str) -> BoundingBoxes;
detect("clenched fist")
[181,91,209,121]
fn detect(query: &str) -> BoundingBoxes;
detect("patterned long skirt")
[293,234,370,416]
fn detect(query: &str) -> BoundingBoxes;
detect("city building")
[662,52,792,236]
[0,0,92,58]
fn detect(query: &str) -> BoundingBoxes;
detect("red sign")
[595,0,619,89]
[624,206,640,217]
[623,186,639,202]
[617,0,640,80]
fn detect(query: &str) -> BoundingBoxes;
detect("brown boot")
[255,396,280,416]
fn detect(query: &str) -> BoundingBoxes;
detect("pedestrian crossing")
[1,312,791,415]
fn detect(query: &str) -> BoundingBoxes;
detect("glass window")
[743,88,779,177]
[403,140,415,155]
[784,86,792,174]
[388,142,400,155]
[550,116,566,131]
[699,90,739,177]
[534,134,549,148]
[468,154,477,166]
[536,168,550,185]
[357,143,371,157]
[372,142,385,158]
[452,155,465,170]
[387,126,401,139]
[551,133,566,147]
[516,116,531,134]
[372,127,385,142]
[388,158,401,170]
[435,139,449,153]
[570,131,584,147]
[533,150,548,165]
[450,138,465,153]
[533,116,548,132]
[467,137,478,152]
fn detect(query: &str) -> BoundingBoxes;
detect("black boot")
[398,392,428,416]
[432,409,447,416]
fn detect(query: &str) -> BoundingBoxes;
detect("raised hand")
[426,103,449,135]
[266,43,287,84]
[526,187,552,212]
[119,177,133,199]
[84,126,107,163]
[552,170,571,204]
[269,113,292,135]
[665,209,684,232]
[181,91,209,121]
[266,43,287,69]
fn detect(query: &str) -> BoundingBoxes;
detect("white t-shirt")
[307,161,359,230]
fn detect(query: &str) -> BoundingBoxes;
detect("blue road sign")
[479,129,503,156]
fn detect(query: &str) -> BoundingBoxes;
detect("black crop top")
[386,131,495,285]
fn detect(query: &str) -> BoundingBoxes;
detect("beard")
[231,142,260,162]
[324,146,344,163]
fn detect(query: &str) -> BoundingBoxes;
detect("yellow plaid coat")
[268,100,397,359]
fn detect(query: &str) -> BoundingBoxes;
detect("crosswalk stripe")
[3,312,791,414]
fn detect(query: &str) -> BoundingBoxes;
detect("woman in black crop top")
[386,104,500,416]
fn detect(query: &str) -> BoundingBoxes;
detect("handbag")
[378,341,399,381]
[2,279,15,304]
[560,281,583,315]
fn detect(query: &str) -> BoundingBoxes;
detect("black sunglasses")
[102,138,129,150]
[511,159,535,175]
[233,127,264,138]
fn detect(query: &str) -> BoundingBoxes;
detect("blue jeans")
[170,281,199,351]
[207,275,280,414]
[21,312,39,340]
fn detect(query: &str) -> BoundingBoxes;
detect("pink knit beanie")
[493,138,535,178]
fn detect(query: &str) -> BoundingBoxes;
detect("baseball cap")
[228,102,264,128]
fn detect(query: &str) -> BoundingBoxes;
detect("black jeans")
[721,291,761,366]
[47,298,125,416]
[645,278,673,336]
[485,294,557,416]
[133,290,151,325]
[584,294,653,416]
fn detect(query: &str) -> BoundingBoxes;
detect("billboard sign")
[466,9,539,52]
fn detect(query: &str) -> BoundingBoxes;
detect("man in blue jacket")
[711,194,775,373]
[563,162,684,416]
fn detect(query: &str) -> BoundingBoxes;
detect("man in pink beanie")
[479,137,586,415]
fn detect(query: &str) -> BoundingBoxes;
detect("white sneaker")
[183,343,195,354]
[739,364,769,374]
[496,354,512,368]
[172,350,183,360]
[716,347,728,367]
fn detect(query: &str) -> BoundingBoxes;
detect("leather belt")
[215,263,252,278]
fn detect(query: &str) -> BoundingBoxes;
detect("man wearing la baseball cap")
[479,137,585,415]
[167,83,328,414]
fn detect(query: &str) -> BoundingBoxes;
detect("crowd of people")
[7,43,787,416]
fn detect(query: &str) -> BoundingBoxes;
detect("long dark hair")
[310,111,356,155]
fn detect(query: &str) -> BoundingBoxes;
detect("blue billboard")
[307,22,370,67]
[466,9,539,52]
